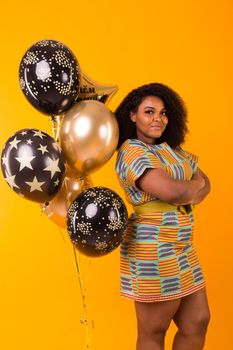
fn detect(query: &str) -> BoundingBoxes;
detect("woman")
[114,83,211,350]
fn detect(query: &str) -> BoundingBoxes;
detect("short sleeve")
[116,140,163,187]
[179,148,199,174]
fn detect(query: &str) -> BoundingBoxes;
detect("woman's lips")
[150,125,163,129]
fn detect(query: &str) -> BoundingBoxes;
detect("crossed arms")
[136,167,211,205]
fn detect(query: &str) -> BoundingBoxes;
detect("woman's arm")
[188,167,211,205]
[136,168,206,204]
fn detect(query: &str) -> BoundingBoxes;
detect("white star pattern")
[4,174,20,189]
[15,155,36,171]
[21,131,27,135]
[43,158,61,178]
[26,139,33,145]
[2,155,7,166]
[9,137,21,150]
[54,179,60,186]
[33,130,45,139]
[25,176,45,192]
[37,144,49,155]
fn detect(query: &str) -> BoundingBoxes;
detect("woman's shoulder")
[119,138,150,152]
[116,139,150,169]
[175,145,199,162]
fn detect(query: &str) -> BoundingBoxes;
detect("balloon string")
[63,176,70,209]
[41,206,94,349]
[73,246,94,349]
[51,115,62,142]
[58,227,94,349]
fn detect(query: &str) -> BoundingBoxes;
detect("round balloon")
[67,187,128,257]
[19,39,80,115]
[59,100,119,176]
[41,171,93,228]
[1,129,65,203]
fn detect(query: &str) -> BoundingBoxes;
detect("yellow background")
[0,0,232,349]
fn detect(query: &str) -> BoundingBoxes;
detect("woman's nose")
[153,113,161,121]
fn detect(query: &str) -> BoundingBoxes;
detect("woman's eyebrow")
[144,106,166,110]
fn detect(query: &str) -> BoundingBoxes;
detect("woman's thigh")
[135,298,181,334]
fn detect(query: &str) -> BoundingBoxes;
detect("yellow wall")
[0,0,232,349]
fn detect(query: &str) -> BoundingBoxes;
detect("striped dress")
[115,139,205,302]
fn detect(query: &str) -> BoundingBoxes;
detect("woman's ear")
[130,112,136,122]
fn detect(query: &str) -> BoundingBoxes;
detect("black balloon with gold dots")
[19,39,80,115]
[67,187,128,257]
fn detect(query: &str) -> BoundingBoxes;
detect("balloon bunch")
[1,39,128,257]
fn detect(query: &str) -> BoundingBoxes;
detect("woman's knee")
[137,314,171,338]
[177,309,210,336]
[137,322,169,344]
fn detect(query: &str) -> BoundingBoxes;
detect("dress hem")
[120,281,206,302]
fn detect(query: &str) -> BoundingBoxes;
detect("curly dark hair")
[114,83,188,149]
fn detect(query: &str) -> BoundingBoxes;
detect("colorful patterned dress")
[115,139,205,302]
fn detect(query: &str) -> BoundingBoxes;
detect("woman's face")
[130,95,168,144]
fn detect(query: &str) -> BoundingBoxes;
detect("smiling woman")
[114,83,211,350]
[129,96,168,145]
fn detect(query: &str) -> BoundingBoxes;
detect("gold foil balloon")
[76,71,118,104]
[59,100,119,176]
[41,169,93,228]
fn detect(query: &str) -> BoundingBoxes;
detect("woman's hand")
[188,168,211,205]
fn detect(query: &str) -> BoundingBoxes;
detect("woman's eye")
[161,111,167,116]
[145,110,154,114]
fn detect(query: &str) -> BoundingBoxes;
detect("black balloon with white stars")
[1,129,66,203]
[19,39,80,115]
[67,187,128,257]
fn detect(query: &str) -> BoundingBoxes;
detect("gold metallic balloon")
[76,71,118,104]
[41,169,93,228]
[59,100,119,176]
